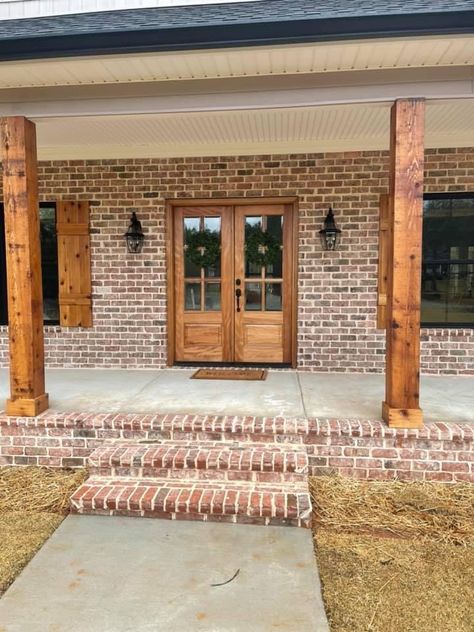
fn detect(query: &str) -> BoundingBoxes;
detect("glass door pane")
[243,214,283,312]
[183,216,222,312]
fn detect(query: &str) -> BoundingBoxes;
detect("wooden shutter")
[56,201,92,327]
[377,194,390,329]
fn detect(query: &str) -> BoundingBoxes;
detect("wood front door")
[172,200,296,365]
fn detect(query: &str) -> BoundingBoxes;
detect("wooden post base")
[382,401,423,429]
[6,394,49,417]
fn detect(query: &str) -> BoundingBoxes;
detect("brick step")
[88,440,308,483]
[87,414,312,444]
[70,477,312,528]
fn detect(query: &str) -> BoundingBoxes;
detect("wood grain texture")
[383,99,425,428]
[173,205,233,362]
[56,201,92,328]
[234,204,293,364]
[377,193,390,329]
[382,402,423,429]
[165,202,176,366]
[169,199,297,365]
[1,116,49,416]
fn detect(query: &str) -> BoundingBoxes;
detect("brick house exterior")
[1,148,472,374]
[0,1,473,535]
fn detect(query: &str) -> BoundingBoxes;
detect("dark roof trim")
[1,10,474,61]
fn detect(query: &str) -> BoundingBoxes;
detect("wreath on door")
[185,228,221,269]
[245,224,281,268]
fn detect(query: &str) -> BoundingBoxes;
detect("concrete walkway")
[0,516,329,632]
[0,368,473,423]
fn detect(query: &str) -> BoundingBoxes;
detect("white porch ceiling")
[1,35,473,89]
[34,99,474,160]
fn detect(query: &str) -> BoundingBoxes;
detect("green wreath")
[185,228,221,269]
[245,224,281,267]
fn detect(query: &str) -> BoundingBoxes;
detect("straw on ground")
[310,475,474,632]
[0,467,86,594]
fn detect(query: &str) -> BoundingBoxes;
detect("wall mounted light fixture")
[124,212,145,253]
[319,207,342,251]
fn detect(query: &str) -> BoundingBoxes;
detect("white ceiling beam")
[35,132,474,161]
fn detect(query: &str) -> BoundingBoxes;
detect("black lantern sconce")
[124,212,145,253]
[319,207,341,251]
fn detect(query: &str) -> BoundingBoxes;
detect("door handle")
[235,278,242,312]
[235,286,242,312]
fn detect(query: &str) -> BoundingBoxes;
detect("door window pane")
[204,217,221,278]
[185,283,201,311]
[245,282,262,311]
[184,217,201,277]
[265,283,282,311]
[422,196,474,326]
[265,215,283,278]
[205,282,221,311]
[245,216,264,278]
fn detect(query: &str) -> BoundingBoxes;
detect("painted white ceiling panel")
[0,36,473,89]
[33,99,474,160]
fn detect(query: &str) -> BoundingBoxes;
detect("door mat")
[191,368,267,381]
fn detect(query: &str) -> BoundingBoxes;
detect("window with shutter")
[56,201,92,328]
[0,202,60,325]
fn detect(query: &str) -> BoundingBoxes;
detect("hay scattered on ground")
[310,475,474,545]
[310,475,474,632]
[316,532,474,632]
[0,512,64,593]
[0,467,87,595]
[0,467,87,515]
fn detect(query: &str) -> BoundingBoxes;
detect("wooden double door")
[172,200,296,364]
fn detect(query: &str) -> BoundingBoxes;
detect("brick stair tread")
[88,440,308,474]
[70,477,312,526]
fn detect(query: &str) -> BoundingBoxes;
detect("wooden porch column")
[1,116,49,416]
[382,99,425,429]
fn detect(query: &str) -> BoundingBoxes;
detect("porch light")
[124,212,144,253]
[319,207,341,251]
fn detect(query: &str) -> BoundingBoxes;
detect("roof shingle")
[0,0,472,59]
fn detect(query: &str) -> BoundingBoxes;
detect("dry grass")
[310,475,474,632]
[0,467,87,594]
[310,475,474,545]
[0,512,64,592]
[0,467,86,514]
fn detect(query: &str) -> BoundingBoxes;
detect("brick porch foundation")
[1,411,472,483]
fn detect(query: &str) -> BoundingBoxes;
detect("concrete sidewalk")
[0,515,329,631]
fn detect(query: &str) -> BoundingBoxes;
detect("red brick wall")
[1,411,472,483]
[0,148,473,373]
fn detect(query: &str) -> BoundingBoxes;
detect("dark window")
[422,194,474,327]
[0,203,59,326]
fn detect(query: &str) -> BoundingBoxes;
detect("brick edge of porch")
[0,411,472,483]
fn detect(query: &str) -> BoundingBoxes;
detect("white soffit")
[34,99,474,160]
[0,35,473,89]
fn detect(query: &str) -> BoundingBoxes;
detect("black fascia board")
[0,10,474,61]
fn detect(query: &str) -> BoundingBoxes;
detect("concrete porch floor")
[0,368,473,423]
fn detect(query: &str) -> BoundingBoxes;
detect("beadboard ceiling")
[33,98,474,159]
[0,35,473,89]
